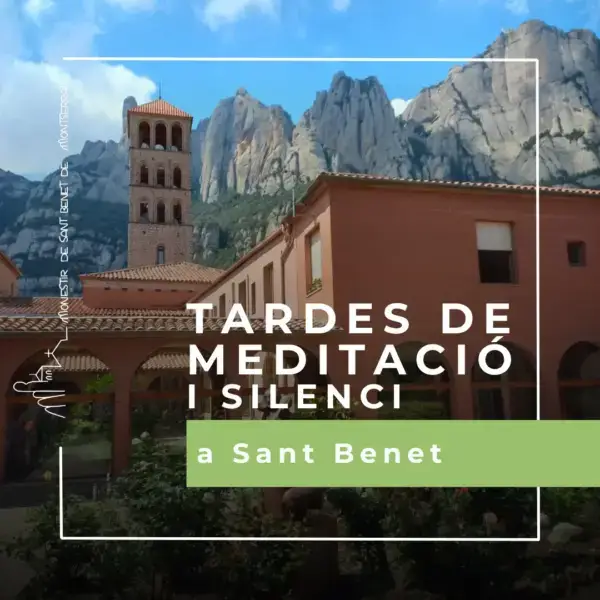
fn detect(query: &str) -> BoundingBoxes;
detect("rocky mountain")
[403,19,600,187]
[0,139,130,296]
[1,19,600,293]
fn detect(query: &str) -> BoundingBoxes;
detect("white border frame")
[58,55,541,543]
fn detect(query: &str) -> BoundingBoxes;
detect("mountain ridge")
[2,19,599,294]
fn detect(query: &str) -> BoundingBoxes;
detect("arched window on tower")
[155,123,167,149]
[140,164,149,184]
[173,167,182,189]
[138,122,150,148]
[172,124,183,151]
[173,202,182,225]
[139,202,149,223]
[157,202,166,224]
[157,168,165,187]
[156,245,165,265]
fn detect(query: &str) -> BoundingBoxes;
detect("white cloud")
[200,0,279,29]
[505,0,529,15]
[332,0,350,11]
[391,98,412,117]
[104,0,156,10]
[0,1,156,176]
[23,0,54,21]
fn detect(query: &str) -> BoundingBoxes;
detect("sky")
[2,0,600,179]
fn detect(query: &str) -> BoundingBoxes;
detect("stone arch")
[140,163,149,185]
[171,123,183,151]
[173,201,182,225]
[156,167,166,188]
[6,347,113,483]
[471,342,536,419]
[559,342,600,419]
[376,341,452,419]
[156,201,166,224]
[130,346,222,450]
[155,122,167,149]
[138,121,150,147]
[173,166,182,189]
[139,198,150,223]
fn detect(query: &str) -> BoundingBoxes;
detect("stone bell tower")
[126,97,194,268]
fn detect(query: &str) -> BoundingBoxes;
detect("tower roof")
[129,98,193,120]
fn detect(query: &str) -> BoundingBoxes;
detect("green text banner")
[185,420,598,488]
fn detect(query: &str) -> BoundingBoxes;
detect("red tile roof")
[0,251,21,277]
[129,99,193,119]
[320,172,600,197]
[0,297,192,317]
[81,262,223,285]
[0,316,326,334]
[56,352,190,372]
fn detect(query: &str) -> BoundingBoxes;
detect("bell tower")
[126,98,194,268]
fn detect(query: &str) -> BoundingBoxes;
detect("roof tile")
[323,172,600,196]
[0,316,333,334]
[81,262,223,284]
[0,297,192,317]
[56,352,190,372]
[129,99,192,119]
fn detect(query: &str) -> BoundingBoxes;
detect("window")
[173,203,182,225]
[263,263,274,304]
[218,294,226,317]
[307,228,322,293]
[157,202,166,224]
[157,168,166,187]
[173,167,182,189]
[476,222,515,284]
[140,164,149,184]
[250,282,256,315]
[172,124,183,151]
[238,280,247,311]
[156,245,165,265]
[139,202,149,222]
[155,123,167,149]
[138,122,150,147]
[567,241,586,266]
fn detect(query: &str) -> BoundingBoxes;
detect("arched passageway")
[559,342,600,419]
[472,342,536,419]
[130,347,216,454]
[377,342,451,419]
[6,348,113,483]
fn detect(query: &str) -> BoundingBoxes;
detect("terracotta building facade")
[0,98,600,486]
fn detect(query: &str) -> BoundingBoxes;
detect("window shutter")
[476,222,512,251]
